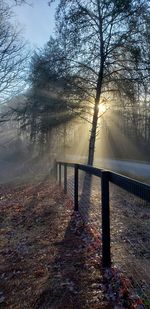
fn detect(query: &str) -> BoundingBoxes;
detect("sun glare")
[98,104,107,115]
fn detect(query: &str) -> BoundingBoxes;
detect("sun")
[98,103,107,115]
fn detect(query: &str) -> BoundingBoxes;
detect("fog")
[0,108,149,185]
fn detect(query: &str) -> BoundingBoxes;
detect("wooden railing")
[56,161,150,268]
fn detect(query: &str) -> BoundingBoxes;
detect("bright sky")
[13,0,58,48]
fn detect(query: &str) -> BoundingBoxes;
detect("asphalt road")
[65,155,150,182]
[95,159,150,178]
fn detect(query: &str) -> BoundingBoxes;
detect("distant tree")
[50,0,150,165]
[112,3,150,148]
[13,37,87,148]
[0,1,29,103]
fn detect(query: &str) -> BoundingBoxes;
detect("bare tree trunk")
[87,0,104,166]
[87,68,104,165]
[80,69,104,220]
[87,99,99,165]
[79,0,104,222]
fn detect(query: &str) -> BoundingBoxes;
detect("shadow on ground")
[1,180,134,309]
[34,206,109,309]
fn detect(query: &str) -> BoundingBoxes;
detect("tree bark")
[87,66,104,165]
[87,0,104,166]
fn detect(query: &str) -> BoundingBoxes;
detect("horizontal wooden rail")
[57,161,150,202]
[108,171,150,202]
[78,164,102,177]
[57,161,75,168]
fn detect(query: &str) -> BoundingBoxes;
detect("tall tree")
[52,0,149,165]
[13,37,87,147]
[0,1,28,103]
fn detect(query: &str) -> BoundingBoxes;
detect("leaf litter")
[0,180,146,308]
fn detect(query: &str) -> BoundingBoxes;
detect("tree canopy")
[13,36,88,145]
[51,0,150,164]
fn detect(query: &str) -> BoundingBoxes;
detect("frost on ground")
[0,181,146,308]
[77,175,150,307]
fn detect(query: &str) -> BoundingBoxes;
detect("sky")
[12,0,58,49]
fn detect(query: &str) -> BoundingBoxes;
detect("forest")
[0,0,150,179]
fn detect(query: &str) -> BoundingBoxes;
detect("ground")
[0,180,145,308]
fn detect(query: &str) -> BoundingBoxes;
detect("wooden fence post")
[54,160,57,181]
[64,164,67,194]
[59,163,61,186]
[74,164,78,211]
[101,171,111,267]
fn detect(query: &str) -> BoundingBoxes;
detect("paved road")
[65,155,150,182]
[95,159,150,178]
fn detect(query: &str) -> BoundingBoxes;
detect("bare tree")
[52,0,149,165]
[0,1,29,103]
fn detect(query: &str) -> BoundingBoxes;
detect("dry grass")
[0,181,110,308]
[0,180,146,308]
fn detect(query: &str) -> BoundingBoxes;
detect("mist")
[1,104,149,185]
